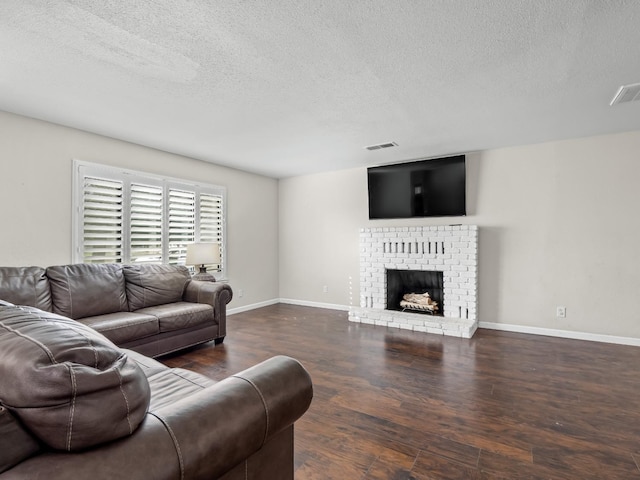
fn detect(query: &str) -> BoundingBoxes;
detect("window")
[73,160,226,277]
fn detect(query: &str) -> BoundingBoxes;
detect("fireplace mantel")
[349,225,478,338]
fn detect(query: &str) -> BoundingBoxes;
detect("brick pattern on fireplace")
[349,225,478,338]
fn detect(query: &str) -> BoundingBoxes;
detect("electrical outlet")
[238,289,244,298]
[322,285,328,293]
[556,306,566,318]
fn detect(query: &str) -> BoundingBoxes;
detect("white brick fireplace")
[349,225,478,338]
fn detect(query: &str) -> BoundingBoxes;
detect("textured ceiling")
[2,1,640,178]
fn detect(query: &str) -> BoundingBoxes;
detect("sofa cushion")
[147,368,216,411]
[0,305,150,451]
[125,349,170,378]
[123,264,190,311]
[46,264,128,319]
[134,301,213,333]
[0,405,41,474]
[79,311,160,345]
[0,266,52,311]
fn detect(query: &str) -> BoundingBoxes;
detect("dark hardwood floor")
[161,304,640,479]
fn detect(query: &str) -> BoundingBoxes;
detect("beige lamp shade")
[185,243,220,281]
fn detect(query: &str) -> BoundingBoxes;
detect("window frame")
[72,159,227,279]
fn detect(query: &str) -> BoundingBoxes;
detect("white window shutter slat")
[82,176,123,264]
[168,189,195,265]
[199,193,224,272]
[130,183,163,264]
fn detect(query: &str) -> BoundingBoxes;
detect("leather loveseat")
[0,263,232,357]
[0,303,313,479]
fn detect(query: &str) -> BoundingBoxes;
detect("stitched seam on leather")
[75,330,99,369]
[140,271,147,308]
[96,318,155,331]
[232,375,269,445]
[148,412,184,480]
[74,329,99,368]
[0,318,58,364]
[58,319,100,369]
[31,273,38,307]
[67,365,77,451]
[114,367,133,434]
[198,283,208,305]
[171,370,212,389]
[64,268,74,318]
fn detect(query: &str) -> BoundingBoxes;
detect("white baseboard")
[227,298,279,316]
[479,321,640,347]
[279,298,351,311]
[228,303,640,347]
[228,298,350,315]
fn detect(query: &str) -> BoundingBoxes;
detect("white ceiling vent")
[365,141,398,151]
[610,83,640,106]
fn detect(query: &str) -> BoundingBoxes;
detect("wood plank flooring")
[161,304,640,479]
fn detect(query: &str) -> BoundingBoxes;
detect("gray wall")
[279,131,640,339]
[0,111,279,309]
[4,109,640,339]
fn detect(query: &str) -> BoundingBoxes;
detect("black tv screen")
[367,155,466,219]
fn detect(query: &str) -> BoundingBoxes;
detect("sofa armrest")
[153,355,312,479]
[183,280,233,338]
[0,356,312,480]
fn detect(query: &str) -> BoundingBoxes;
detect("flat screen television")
[367,155,466,219]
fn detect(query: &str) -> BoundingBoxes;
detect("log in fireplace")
[386,269,444,316]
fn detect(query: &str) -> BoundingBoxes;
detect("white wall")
[278,168,367,306]
[0,111,279,309]
[279,130,640,339]
[4,109,640,338]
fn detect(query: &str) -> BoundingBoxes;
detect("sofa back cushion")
[123,264,190,311]
[0,406,41,473]
[0,266,52,311]
[46,264,128,319]
[0,305,150,451]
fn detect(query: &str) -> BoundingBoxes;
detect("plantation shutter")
[168,189,196,265]
[82,176,124,263]
[74,161,226,277]
[130,183,163,264]
[199,192,224,271]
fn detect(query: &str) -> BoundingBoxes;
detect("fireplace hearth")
[349,225,478,338]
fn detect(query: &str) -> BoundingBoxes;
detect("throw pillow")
[0,305,150,451]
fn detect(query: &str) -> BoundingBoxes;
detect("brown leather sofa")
[0,263,233,357]
[0,304,313,479]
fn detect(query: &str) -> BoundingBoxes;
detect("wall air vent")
[365,141,398,151]
[610,82,640,106]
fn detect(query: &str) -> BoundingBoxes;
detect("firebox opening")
[386,269,444,316]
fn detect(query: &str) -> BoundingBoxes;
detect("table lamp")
[185,242,220,281]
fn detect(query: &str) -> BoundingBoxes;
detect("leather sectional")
[0,304,313,479]
[0,263,233,357]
